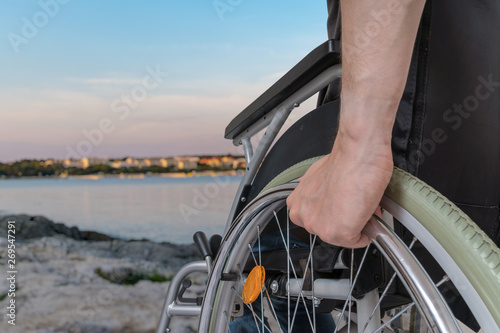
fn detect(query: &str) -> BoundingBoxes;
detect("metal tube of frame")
[225,64,342,232]
[167,304,201,317]
[287,278,351,300]
[364,216,461,333]
[241,137,253,165]
[156,261,208,333]
[224,104,293,233]
[356,289,381,333]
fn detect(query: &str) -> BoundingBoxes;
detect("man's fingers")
[288,210,372,248]
[285,193,294,214]
[345,234,371,249]
[286,190,301,223]
[288,206,303,227]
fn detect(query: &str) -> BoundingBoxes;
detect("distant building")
[63,159,84,168]
[122,157,139,168]
[80,157,109,169]
[149,158,168,168]
[172,156,199,170]
[199,157,221,168]
[198,156,245,169]
[40,159,55,166]
[233,157,246,169]
[220,156,236,169]
[81,157,89,169]
[109,160,122,169]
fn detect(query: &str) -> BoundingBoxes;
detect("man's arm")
[286,0,426,247]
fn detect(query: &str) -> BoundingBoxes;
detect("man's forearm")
[286,1,426,248]
[339,0,426,148]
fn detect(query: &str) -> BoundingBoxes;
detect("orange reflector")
[242,265,265,304]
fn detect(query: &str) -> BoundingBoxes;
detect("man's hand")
[286,134,393,248]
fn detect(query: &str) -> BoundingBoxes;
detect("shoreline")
[0,214,195,245]
[0,169,244,181]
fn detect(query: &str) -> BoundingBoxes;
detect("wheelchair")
[156,39,500,332]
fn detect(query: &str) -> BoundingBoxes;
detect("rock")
[0,214,113,241]
[81,230,115,241]
[12,235,201,269]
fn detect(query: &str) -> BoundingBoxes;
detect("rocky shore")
[0,215,204,333]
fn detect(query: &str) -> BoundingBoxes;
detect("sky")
[0,0,328,162]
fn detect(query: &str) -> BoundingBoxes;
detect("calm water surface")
[0,175,241,244]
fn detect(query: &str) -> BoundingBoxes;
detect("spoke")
[224,311,233,333]
[361,275,397,333]
[248,302,271,332]
[275,209,296,331]
[436,275,450,288]
[273,210,315,331]
[248,244,259,266]
[263,286,285,333]
[273,210,297,278]
[247,233,267,332]
[289,235,316,331]
[232,288,274,333]
[361,237,418,333]
[258,225,262,266]
[334,244,372,333]
[274,211,300,280]
[258,225,265,333]
[249,303,263,333]
[310,233,316,333]
[286,209,291,333]
[373,303,415,333]
[348,249,354,333]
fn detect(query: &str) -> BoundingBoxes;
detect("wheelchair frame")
[157,39,343,333]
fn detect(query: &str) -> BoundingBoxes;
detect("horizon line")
[0,153,245,164]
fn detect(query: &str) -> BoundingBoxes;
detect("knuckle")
[288,209,300,225]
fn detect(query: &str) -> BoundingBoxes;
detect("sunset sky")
[0,1,328,162]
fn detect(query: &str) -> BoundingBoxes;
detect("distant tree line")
[0,159,244,178]
[0,160,65,177]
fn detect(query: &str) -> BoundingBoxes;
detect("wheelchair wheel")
[199,166,500,332]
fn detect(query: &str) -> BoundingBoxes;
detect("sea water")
[0,175,241,244]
